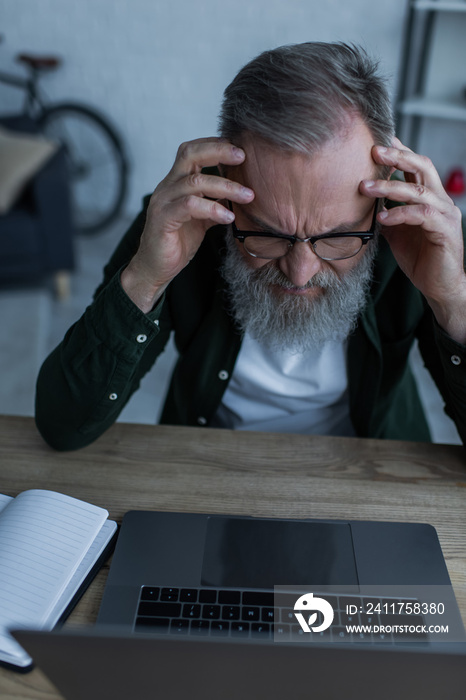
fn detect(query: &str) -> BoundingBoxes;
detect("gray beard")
[221,230,377,354]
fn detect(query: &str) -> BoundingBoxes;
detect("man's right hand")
[120,137,255,313]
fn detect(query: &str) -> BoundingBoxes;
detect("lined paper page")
[0,490,107,665]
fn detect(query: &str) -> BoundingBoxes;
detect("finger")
[163,172,254,206]
[371,145,444,192]
[378,202,457,239]
[360,177,453,214]
[168,138,246,179]
[162,193,236,227]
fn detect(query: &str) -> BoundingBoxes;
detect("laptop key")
[251,623,270,638]
[211,621,230,636]
[274,624,290,639]
[280,608,296,623]
[262,608,275,623]
[138,602,181,617]
[180,589,198,603]
[290,625,307,641]
[190,620,210,635]
[313,628,333,642]
[222,606,240,620]
[170,619,190,635]
[243,591,274,606]
[242,607,260,622]
[333,626,352,642]
[135,617,170,632]
[373,631,394,644]
[353,630,372,643]
[199,589,217,603]
[183,604,201,619]
[140,587,160,601]
[231,622,250,637]
[218,590,241,605]
[340,611,360,625]
[160,587,179,602]
[203,604,220,620]
[359,613,376,624]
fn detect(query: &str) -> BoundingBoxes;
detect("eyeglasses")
[230,199,379,261]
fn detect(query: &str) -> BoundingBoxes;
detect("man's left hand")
[360,137,466,344]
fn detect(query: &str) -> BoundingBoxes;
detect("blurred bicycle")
[0,48,129,234]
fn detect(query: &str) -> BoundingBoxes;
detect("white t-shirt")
[212,332,355,436]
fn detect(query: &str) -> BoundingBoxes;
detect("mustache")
[249,260,340,291]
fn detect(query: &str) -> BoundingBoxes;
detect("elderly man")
[35,42,466,450]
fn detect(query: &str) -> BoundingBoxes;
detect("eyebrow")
[239,206,371,237]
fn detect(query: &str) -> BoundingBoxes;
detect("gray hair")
[218,42,395,154]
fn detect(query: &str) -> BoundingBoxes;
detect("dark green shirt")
[35,198,466,450]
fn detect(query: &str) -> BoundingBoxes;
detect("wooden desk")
[0,414,465,698]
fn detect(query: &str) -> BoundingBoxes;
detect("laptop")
[11,627,466,700]
[95,511,465,647]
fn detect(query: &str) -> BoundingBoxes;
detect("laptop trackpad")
[201,517,358,588]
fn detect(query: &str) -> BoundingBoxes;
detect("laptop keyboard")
[134,587,428,645]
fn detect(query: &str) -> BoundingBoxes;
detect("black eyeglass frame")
[229,198,380,261]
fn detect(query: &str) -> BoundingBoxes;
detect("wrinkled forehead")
[228,123,379,231]
[239,121,378,180]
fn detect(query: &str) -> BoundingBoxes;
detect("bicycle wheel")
[40,103,129,234]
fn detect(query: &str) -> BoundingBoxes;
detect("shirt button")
[197,417,207,426]
[109,393,118,401]
[451,355,461,366]
[218,370,229,381]
[154,320,160,326]
[136,334,148,343]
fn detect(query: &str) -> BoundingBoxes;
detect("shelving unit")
[396,0,466,212]
[396,0,466,146]
[399,96,466,121]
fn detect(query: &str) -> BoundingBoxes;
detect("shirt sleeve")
[35,200,171,451]
[431,318,466,445]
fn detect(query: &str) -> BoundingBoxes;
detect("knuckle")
[421,203,437,219]
[414,183,427,198]
[182,194,197,211]
[147,191,162,214]
[213,139,227,154]
[177,141,192,161]
[419,154,433,170]
[186,172,204,189]
[221,177,235,193]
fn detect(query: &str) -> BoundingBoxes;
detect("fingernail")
[232,147,245,158]
[364,180,375,188]
[223,210,235,222]
[378,210,388,220]
[241,186,254,198]
[378,147,388,154]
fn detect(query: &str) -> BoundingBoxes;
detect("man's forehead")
[231,125,377,230]
[236,124,377,188]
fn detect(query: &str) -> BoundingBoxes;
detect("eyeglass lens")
[243,235,364,261]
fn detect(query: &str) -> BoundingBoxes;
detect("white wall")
[1,0,408,215]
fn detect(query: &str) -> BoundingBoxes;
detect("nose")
[278,239,325,288]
